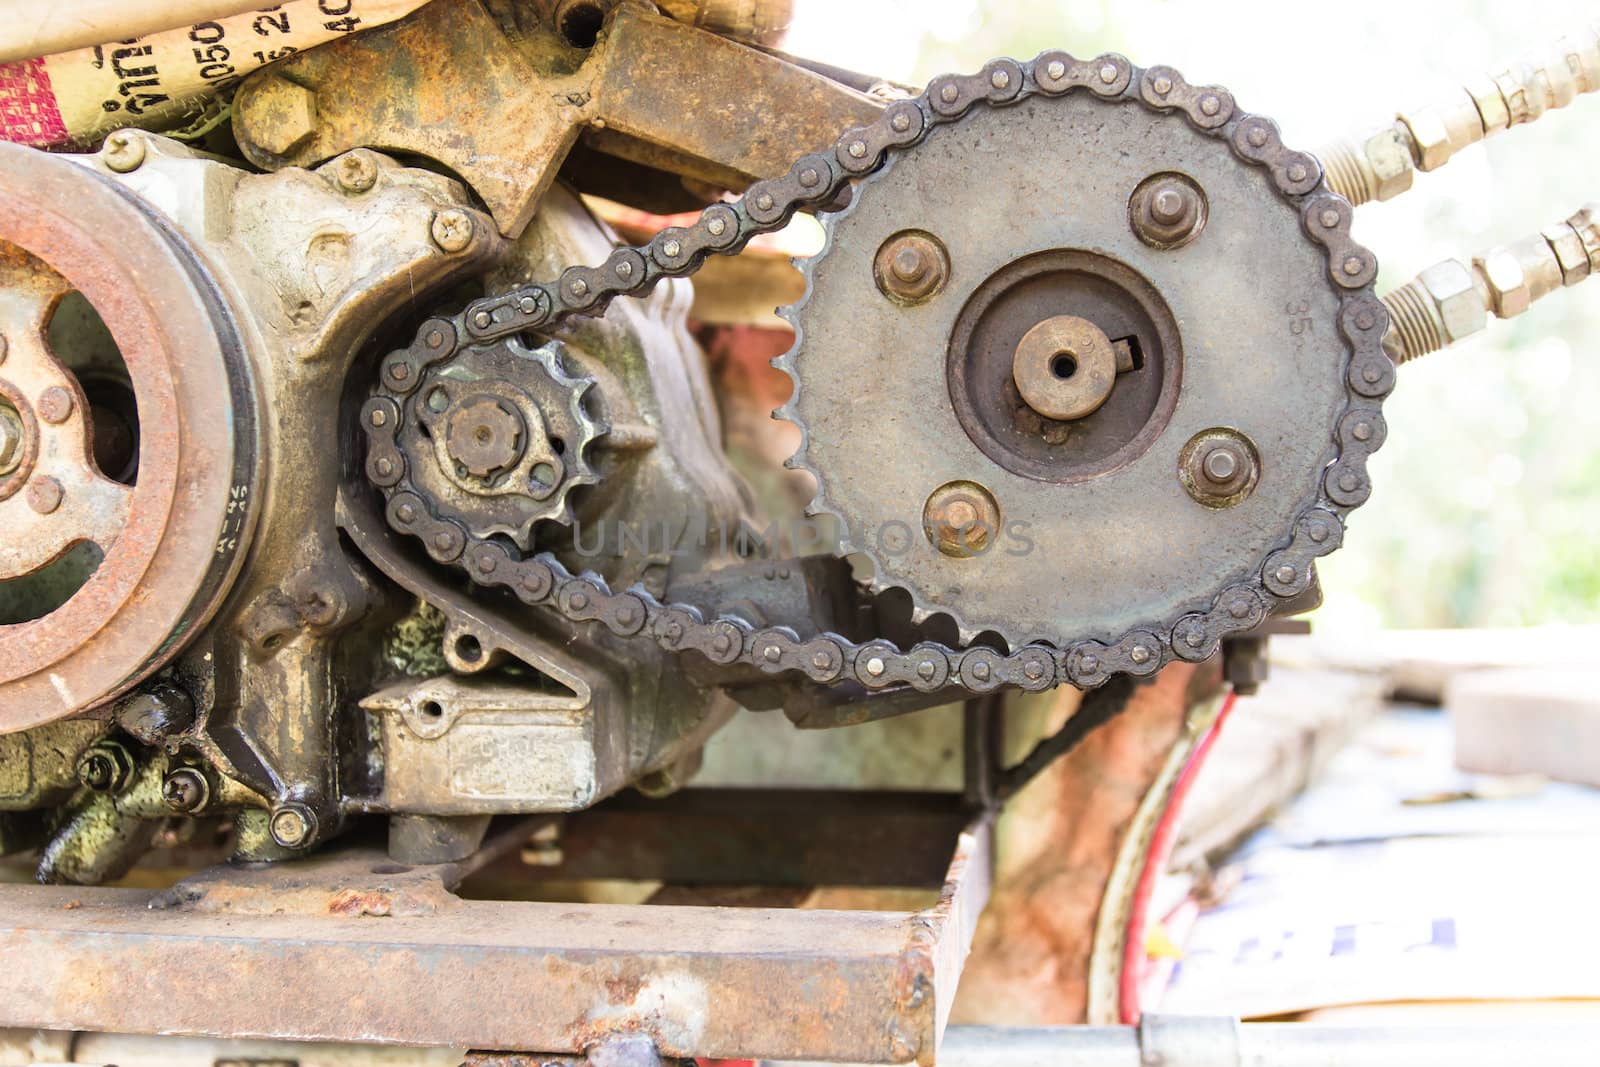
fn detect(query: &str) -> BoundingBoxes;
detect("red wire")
[1117,687,1239,1023]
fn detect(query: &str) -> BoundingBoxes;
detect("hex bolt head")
[270,803,318,849]
[102,130,146,173]
[162,767,210,813]
[922,480,1001,558]
[238,74,318,157]
[76,742,134,794]
[873,230,950,305]
[1179,428,1260,508]
[430,209,476,254]
[333,149,379,193]
[1129,172,1208,249]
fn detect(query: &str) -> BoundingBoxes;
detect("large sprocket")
[777,70,1378,658]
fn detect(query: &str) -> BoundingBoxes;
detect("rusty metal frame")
[0,806,991,1064]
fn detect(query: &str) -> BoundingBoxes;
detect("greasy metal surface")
[0,815,993,1064]
[0,142,256,730]
[376,54,1389,695]
[232,0,884,235]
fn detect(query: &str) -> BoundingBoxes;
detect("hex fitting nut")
[1319,126,1414,206]
[1399,106,1453,171]
[1464,74,1511,135]
[1474,247,1531,317]
[1382,258,1486,362]
[1418,259,1488,341]
[1567,202,1600,274]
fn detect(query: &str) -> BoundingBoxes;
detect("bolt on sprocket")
[365,334,604,557]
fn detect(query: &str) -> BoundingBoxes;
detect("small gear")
[388,336,605,547]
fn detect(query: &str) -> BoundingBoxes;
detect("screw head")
[162,768,210,813]
[103,130,146,173]
[923,480,1001,558]
[873,230,949,305]
[334,149,379,193]
[269,803,317,849]
[430,209,476,253]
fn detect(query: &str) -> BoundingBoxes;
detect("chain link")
[365,51,1392,694]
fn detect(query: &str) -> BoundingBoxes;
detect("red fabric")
[1118,688,1238,1023]
[0,58,67,145]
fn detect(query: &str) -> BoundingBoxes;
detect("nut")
[1179,428,1260,508]
[922,481,1001,558]
[1567,202,1600,274]
[238,74,318,157]
[101,130,146,173]
[1128,172,1207,249]
[1542,220,1592,286]
[76,742,134,794]
[270,802,318,849]
[1474,247,1530,317]
[873,230,949,305]
[1464,74,1511,134]
[1417,259,1487,342]
[1399,106,1452,171]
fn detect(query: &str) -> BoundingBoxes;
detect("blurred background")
[786,0,1600,633]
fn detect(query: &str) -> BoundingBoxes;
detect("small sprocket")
[379,336,605,548]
